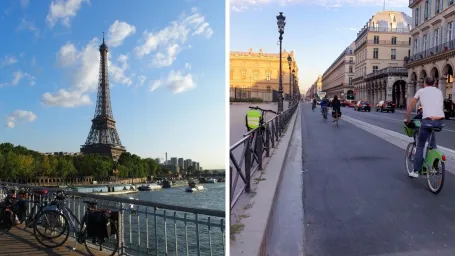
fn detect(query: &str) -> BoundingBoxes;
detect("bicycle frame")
[411,122,446,171]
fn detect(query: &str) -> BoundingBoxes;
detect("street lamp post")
[277,12,286,113]
[287,54,292,108]
[292,68,296,104]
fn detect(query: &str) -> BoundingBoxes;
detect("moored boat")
[185,180,204,192]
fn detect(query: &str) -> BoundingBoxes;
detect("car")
[348,101,357,108]
[376,100,395,113]
[355,101,371,112]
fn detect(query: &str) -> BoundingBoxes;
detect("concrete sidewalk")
[230,104,300,256]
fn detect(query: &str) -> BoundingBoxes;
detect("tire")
[427,159,445,194]
[33,210,69,248]
[405,143,416,176]
[392,110,395,113]
[84,220,119,256]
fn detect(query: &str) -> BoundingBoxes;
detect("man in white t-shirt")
[404,76,445,178]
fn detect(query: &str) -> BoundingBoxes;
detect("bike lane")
[267,103,455,256]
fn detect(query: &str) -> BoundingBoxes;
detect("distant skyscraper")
[178,158,184,169]
[170,157,178,166]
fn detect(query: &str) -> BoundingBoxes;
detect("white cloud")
[5,110,37,128]
[57,42,78,66]
[109,54,132,86]
[107,20,136,47]
[149,68,195,93]
[17,19,40,37]
[20,0,30,8]
[1,55,18,67]
[46,0,88,28]
[0,82,8,87]
[134,8,213,67]
[230,0,408,10]
[43,37,133,107]
[185,63,191,70]
[42,89,91,107]
[11,71,35,86]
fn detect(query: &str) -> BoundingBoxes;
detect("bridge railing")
[230,103,298,209]
[0,182,225,256]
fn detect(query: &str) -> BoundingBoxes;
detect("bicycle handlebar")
[248,106,277,114]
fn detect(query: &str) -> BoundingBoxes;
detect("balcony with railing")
[405,39,455,65]
[365,67,408,80]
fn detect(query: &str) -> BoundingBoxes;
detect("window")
[409,37,411,45]
[373,66,379,72]
[391,49,396,60]
[423,34,427,50]
[374,36,379,44]
[434,28,440,46]
[349,65,353,73]
[349,57,353,63]
[414,38,418,54]
[415,7,420,26]
[373,48,379,59]
[392,37,397,44]
[449,22,453,42]
[450,0,454,6]
[349,77,352,85]
[241,69,246,80]
[436,0,441,13]
[408,49,411,56]
[266,71,271,81]
[424,0,430,20]
[253,71,258,80]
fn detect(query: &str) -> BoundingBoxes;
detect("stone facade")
[405,0,455,103]
[353,11,412,105]
[230,48,299,96]
[321,42,356,99]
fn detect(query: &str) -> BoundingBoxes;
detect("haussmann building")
[352,11,412,108]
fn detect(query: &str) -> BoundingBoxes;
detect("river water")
[114,183,225,256]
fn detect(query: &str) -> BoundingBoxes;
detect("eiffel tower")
[81,33,126,160]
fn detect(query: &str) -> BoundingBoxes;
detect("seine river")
[115,183,225,256]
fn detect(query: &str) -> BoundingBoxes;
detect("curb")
[229,104,300,256]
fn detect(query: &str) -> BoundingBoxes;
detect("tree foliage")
[0,143,164,179]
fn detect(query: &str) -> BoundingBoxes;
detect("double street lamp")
[292,69,296,104]
[277,12,286,113]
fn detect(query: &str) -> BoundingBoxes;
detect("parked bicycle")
[246,106,277,135]
[404,120,446,194]
[32,190,119,255]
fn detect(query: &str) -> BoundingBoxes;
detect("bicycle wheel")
[427,159,445,194]
[33,210,69,248]
[405,143,416,176]
[84,221,119,256]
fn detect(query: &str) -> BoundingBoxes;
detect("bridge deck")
[0,224,110,255]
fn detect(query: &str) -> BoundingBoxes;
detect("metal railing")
[229,103,298,209]
[365,67,408,80]
[0,182,225,256]
[406,39,455,64]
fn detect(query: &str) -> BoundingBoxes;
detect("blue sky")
[230,0,412,93]
[0,0,225,169]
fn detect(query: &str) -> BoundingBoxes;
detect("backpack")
[86,211,118,243]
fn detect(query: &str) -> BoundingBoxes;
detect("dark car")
[376,100,395,113]
[354,101,371,112]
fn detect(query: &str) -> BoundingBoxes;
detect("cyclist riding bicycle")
[312,98,317,108]
[404,76,445,178]
[320,96,329,118]
[331,95,341,122]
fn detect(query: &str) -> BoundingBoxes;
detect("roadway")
[265,103,455,256]
[341,106,455,150]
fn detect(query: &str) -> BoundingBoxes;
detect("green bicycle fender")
[426,149,445,166]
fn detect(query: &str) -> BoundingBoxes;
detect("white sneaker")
[409,171,419,178]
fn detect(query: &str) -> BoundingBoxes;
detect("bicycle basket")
[246,110,261,130]
[403,126,415,137]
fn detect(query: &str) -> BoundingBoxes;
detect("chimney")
[260,48,263,54]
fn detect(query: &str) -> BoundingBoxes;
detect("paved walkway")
[0,224,110,256]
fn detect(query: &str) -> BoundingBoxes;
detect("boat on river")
[205,178,217,183]
[185,180,204,192]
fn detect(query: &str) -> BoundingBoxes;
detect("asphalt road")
[342,106,455,150]
[266,103,455,256]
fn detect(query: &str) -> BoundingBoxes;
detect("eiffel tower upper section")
[81,34,126,160]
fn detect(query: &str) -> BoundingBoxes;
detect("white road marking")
[345,111,455,133]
